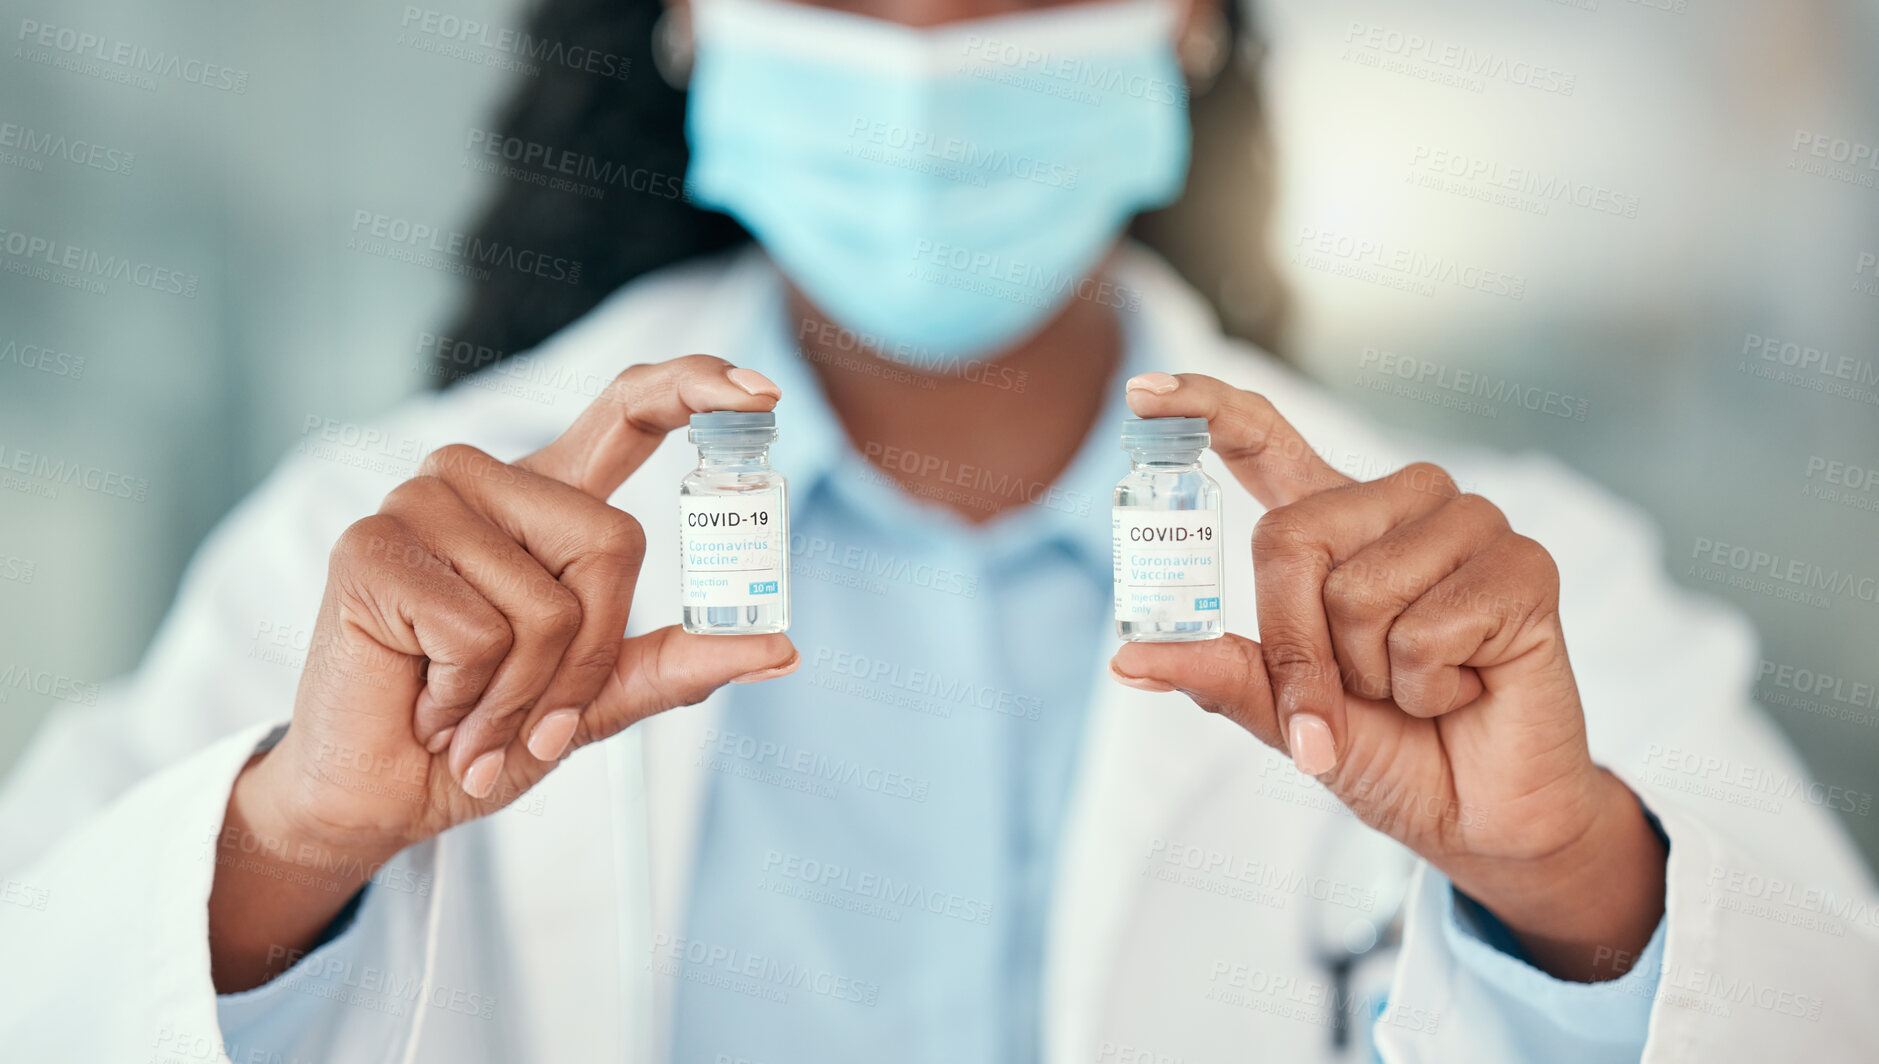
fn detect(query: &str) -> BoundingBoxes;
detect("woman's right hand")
[210,356,797,990]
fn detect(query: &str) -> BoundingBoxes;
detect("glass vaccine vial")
[680,411,789,635]
[1113,417,1225,642]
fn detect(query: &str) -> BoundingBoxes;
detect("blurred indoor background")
[3,0,1877,864]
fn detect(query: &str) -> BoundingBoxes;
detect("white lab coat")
[1,248,1874,1063]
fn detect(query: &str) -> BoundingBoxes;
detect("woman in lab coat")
[2,0,1875,1061]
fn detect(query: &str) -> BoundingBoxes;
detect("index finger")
[1124,371,1353,508]
[518,355,781,498]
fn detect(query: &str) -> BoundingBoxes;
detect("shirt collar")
[733,260,1156,582]
[734,268,851,496]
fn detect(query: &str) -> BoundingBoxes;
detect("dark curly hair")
[434,0,1286,386]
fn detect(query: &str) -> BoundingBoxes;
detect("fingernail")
[1288,714,1337,776]
[426,726,456,754]
[462,749,505,799]
[1108,659,1176,693]
[1126,372,1179,395]
[527,709,581,761]
[726,367,781,398]
[731,652,800,684]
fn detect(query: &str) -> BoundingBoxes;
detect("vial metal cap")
[689,410,777,446]
[1120,416,1209,453]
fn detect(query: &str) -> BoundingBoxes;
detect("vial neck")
[697,445,771,471]
[1127,448,1203,471]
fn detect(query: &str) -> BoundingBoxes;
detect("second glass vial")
[1113,416,1224,642]
[680,410,789,634]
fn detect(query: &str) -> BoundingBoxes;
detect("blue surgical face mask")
[685,0,1191,361]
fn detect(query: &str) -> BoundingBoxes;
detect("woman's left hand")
[1110,372,1666,982]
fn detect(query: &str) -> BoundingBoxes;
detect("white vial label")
[681,494,785,609]
[1113,507,1224,623]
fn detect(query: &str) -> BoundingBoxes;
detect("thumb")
[587,625,799,738]
[1110,634,1282,752]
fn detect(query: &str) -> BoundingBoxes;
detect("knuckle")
[1449,492,1506,528]
[462,610,515,662]
[1506,532,1556,573]
[595,510,648,566]
[602,363,653,401]
[332,513,408,568]
[1234,389,1279,433]
[672,352,731,377]
[533,582,584,639]
[1322,563,1386,620]
[418,442,493,481]
[1190,635,1260,688]
[424,669,482,711]
[1505,534,1561,605]
[639,637,702,710]
[1400,461,1459,499]
[1251,508,1317,556]
[1386,619,1438,668]
[1261,636,1334,685]
[559,640,623,681]
[380,474,452,515]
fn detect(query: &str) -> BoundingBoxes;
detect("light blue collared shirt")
[219,273,1666,1062]
[667,281,1668,1062]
